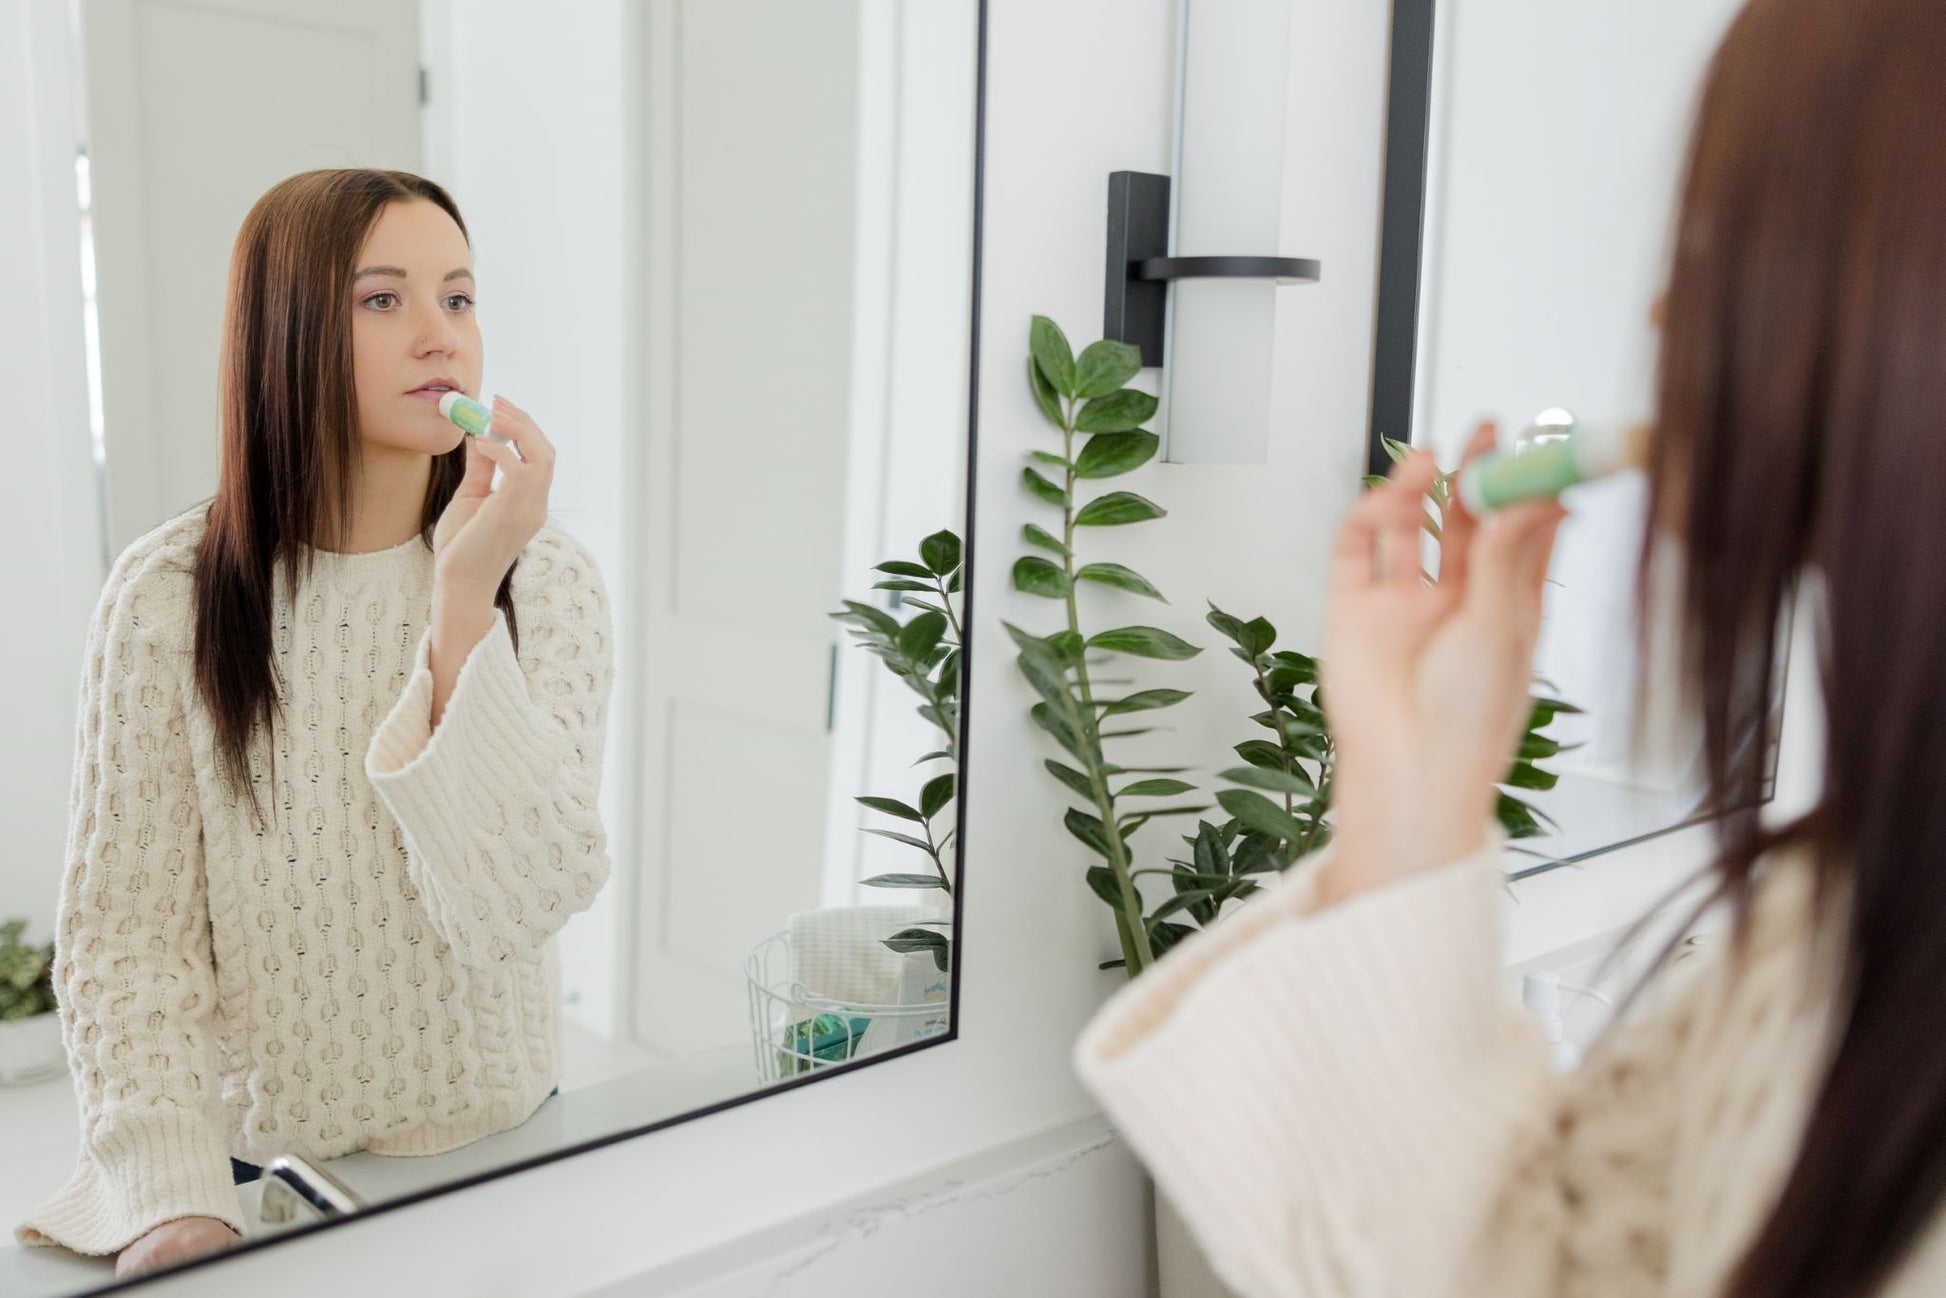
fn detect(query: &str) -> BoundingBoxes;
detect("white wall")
[14,0,1798,1292]
[0,0,103,948]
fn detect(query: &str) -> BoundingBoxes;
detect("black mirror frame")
[1365,0,1437,479]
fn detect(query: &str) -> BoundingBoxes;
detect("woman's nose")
[412,302,460,354]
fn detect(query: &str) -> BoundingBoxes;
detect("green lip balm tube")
[1456,410,1650,513]
[438,391,492,437]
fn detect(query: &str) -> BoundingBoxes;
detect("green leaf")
[898,611,948,662]
[834,599,901,637]
[1075,389,1160,433]
[1075,562,1165,601]
[1502,761,1558,792]
[1086,866,1124,909]
[1030,316,1077,396]
[920,773,956,818]
[1048,631,1086,665]
[1074,491,1166,526]
[1073,431,1160,478]
[1029,702,1088,762]
[1234,739,1288,769]
[1219,765,1315,796]
[1099,687,1192,716]
[1029,450,1072,468]
[1022,523,1070,558]
[1022,467,1068,508]
[1066,808,1112,858]
[1382,434,1412,465]
[1028,355,1065,426]
[1087,626,1202,660]
[1518,733,1565,761]
[857,795,925,822]
[921,531,962,576]
[1118,778,1196,798]
[1074,339,1144,399]
[1206,604,1248,646]
[1012,555,1071,598]
[862,874,946,889]
[884,928,950,972]
[1238,617,1276,658]
[914,750,952,765]
[1044,759,1097,801]
[873,579,934,593]
[1215,789,1308,843]
[875,560,934,578]
[1149,921,1196,956]
[1496,792,1547,840]
[862,827,937,853]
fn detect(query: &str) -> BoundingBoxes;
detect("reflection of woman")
[13,170,613,1279]
[1080,1,1946,1294]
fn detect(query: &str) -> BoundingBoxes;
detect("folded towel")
[786,905,936,1008]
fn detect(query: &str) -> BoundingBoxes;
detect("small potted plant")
[0,918,63,1085]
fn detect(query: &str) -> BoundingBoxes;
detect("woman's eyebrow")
[353,266,476,282]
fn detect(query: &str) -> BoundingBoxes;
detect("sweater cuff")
[14,1108,245,1256]
[1073,834,1520,1292]
[364,609,571,850]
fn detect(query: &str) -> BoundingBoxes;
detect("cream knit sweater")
[14,503,613,1257]
[1076,838,1946,1297]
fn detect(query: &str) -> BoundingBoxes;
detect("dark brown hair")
[1641,0,1946,1291]
[192,169,518,830]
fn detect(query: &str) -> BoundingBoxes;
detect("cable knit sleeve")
[363,527,614,969]
[1073,839,1706,1298]
[15,546,246,1256]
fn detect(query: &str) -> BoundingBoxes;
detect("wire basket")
[745,927,950,1084]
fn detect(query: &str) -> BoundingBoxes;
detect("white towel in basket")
[788,905,936,1007]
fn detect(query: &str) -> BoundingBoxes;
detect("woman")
[1078,0,1946,1294]
[12,169,614,1281]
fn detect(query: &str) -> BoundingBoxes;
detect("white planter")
[0,1011,65,1085]
[1156,1183,1241,1298]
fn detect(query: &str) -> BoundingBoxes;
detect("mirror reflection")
[2,0,979,1289]
[1396,0,1771,873]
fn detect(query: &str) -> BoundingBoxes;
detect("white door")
[631,0,863,1056]
[81,0,421,554]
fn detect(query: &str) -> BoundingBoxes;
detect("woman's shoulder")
[97,501,212,646]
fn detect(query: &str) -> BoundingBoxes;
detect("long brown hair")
[193,169,518,831]
[1642,0,1946,1291]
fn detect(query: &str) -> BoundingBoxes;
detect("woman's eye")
[365,292,397,309]
[444,294,475,311]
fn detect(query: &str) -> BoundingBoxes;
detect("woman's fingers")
[1334,451,1439,591]
[1438,422,1497,591]
[491,396,556,469]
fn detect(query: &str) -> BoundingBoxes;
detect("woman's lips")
[407,388,457,402]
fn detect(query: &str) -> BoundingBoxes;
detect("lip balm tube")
[1457,413,1651,513]
[438,391,492,437]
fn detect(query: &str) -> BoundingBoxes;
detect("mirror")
[1367,0,1775,878]
[2,0,983,1290]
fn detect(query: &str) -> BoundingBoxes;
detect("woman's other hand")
[1318,423,1566,907]
[431,394,555,597]
[115,1216,242,1279]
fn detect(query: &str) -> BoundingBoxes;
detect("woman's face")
[349,199,482,457]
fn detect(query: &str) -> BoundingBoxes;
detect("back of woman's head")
[1644,0,1946,1291]
[194,169,514,827]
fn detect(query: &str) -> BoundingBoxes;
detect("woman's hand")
[1317,424,1566,907]
[116,1216,241,1279]
[431,395,555,597]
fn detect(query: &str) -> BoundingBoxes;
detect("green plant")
[1006,316,1208,979]
[0,919,56,1021]
[830,530,964,972]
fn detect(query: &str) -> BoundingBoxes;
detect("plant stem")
[1058,394,1152,976]
[921,813,954,895]
[1249,655,1301,823]
[934,573,965,645]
